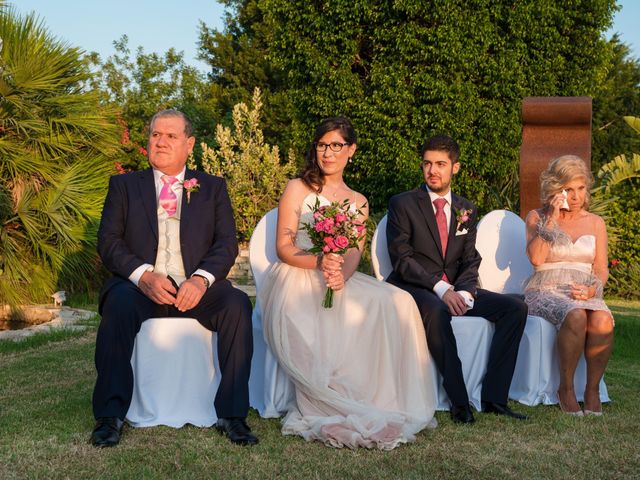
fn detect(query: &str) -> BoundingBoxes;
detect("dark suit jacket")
[386,186,481,295]
[97,168,238,309]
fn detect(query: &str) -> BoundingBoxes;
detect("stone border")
[0,307,96,341]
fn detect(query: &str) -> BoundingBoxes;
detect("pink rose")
[460,214,469,223]
[335,213,347,223]
[315,220,326,232]
[322,218,335,233]
[322,245,331,253]
[324,236,337,251]
[356,224,365,234]
[334,235,348,249]
[313,212,322,220]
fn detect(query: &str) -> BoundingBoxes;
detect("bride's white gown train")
[259,193,438,450]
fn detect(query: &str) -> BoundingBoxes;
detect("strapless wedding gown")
[524,228,611,330]
[259,192,437,450]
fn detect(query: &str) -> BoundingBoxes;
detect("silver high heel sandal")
[558,391,583,417]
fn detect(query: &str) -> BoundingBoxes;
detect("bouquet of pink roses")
[301,197,366,308]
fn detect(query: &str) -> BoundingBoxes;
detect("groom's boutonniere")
[182,178,200,203]
[455,207,472,232]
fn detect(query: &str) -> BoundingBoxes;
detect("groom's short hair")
[420,134,460,163]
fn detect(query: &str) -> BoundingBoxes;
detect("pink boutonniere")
[182,178,200,203]
[455,207,472,232]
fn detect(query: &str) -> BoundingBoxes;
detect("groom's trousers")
[93,278,253,420]
[389,283,527,408]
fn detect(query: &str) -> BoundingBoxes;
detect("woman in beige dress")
[524,155,614,416]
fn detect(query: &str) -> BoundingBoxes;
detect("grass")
[0,300,638,479]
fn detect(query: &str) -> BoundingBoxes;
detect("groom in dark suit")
[386,134,528,424]
[91,109,256,446]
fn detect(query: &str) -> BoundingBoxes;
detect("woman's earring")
[348,157,353,163]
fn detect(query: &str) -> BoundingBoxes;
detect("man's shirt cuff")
[129,264,154,286]
[192,269,215,289]
[458,290,475,308]
[433,280,452,300]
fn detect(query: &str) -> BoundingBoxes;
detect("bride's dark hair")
[298,116,357,192]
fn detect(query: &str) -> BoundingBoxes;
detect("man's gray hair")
[149,109,194,137]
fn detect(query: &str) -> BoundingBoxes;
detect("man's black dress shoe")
[91,417,124,447]
[482,401,529,420]
[450,404,475,424]
[216,418,259,446]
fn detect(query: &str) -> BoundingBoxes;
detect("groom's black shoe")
[482,401,529,420]
[91,417,124,447]
[450,404,475,424]
[216,418,259,446]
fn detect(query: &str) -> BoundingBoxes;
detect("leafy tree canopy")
[201,0,618,212]
[0,6,122,306]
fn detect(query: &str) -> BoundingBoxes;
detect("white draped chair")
[126,318,221,428]
[247,208,295,417]
[372,209,609,408]
[371,214,493,411]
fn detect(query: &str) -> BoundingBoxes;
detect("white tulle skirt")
[259,262,438,450]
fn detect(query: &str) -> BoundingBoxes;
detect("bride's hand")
[324,269,345,291]
[319,253,344,273]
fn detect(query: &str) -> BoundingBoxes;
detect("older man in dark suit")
[91,109,256,447]
[386,134,528,424]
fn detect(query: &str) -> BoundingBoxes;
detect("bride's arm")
[275,179,319,269]
[339,192,369,283]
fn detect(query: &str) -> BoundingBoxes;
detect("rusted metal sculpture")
[519,97,592,218]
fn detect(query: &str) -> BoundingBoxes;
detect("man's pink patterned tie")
[433,197,449,282]
[159,175,178,216]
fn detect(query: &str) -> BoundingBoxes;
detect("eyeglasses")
[314,142,351,153]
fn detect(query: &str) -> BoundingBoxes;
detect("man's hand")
[138,271,177,305]
[174,276,207,312]
[442,289,469,316]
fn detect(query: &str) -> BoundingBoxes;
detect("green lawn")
[0,300,638,479]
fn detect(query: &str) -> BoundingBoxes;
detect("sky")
[9,0,640,73]
[11,0,226,71]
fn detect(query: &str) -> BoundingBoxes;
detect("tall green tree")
[88,35,215,171]
[0,7,121,307]
[200,0,617,212]
[197,0,293,152]
[592,35,640,171]
[259,0,617,211]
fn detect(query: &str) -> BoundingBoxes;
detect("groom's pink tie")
[433,197,450,282]
[159,175,178,216]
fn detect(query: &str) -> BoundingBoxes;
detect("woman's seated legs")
[557,308,587,412]
[584,310,614,413]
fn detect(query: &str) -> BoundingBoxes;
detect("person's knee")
[587,312,614,336]
[563,309,588,334]
[225,287,253,321]
[422,301,452,332]
[506,295,528,322]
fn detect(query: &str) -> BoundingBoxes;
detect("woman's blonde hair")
[539,155,593,209]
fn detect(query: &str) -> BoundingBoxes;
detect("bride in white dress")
[259,117,437,449]
[524,155,614,416]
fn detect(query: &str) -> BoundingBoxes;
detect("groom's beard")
[425,176,451,194]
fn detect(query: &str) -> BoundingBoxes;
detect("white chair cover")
[248,208,295,417]
[472,210,609,405]
[126,317,221,428]
[372,214,492,411]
